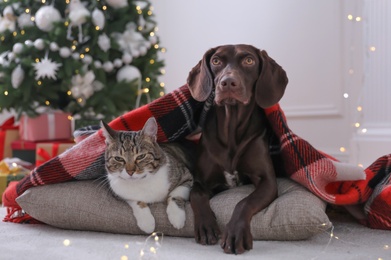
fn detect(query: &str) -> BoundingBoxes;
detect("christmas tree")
[0,0,165,121]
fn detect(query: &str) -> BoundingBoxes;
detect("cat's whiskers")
[92,175,111,193]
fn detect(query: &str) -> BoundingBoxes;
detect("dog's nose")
[220,76,238,90]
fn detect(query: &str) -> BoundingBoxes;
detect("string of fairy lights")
[61,232,164,259]
[58,224,390,259]
[339,2,377,167]
[339,6,363,165]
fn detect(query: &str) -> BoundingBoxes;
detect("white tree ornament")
[3,6,14,17]
[82,54,93,64]
[92,8,105,29]
[122,52,133,64]
[72,52,80,60]
[7,52,15,61]
[103,61,114,72]
[106,0,128,9]
[67,0,91,43]
[0,18,15,33]
[97,33,111,52]
[35,6,62,32]
[49,42,59,52]
[0,51,10,67]
[17,13,34,28]
[112,23,151,58]
[33,57,62,80]
[24,40,33,47]
[11,65,25,89]
[113,58,123,68]
[59,47,72,58]
[12,43,24,54]
[34,39,45,50]
[116,65,141,83]
[70,71,103,105]
[135,1,148,9]
[94,60,102,69]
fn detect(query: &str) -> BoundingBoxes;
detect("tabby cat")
[101,117,194,234]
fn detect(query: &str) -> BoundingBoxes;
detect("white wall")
[151,0,352,161]
[349,0,391,167]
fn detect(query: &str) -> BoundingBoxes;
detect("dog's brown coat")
[187,44,288,254]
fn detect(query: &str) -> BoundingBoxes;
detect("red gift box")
[35,142,75,167]
[11,139,74,164]
[0,117,20,160]
[19,111,72,142]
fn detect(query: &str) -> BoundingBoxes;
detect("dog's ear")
[187,48,216,101]
[255,50,288,108]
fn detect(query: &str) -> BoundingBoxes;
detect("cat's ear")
[100,120,117,141]
[142,117,158,140]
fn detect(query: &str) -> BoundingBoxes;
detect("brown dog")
[187,44,288,254]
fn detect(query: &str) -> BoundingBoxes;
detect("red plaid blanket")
[3,85,391,230]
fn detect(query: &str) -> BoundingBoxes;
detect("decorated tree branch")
[0,0,165,121]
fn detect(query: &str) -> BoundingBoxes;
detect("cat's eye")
[136,154,146,160]
[114,156,124,162]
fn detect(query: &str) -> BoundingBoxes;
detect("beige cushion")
[16,178,331,240]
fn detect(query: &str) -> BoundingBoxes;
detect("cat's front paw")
[128,201,156,234]
[137,213,156,234]
[167,201,186,229]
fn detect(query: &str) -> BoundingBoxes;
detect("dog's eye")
[211,58,221,65]
[244,57,254,65]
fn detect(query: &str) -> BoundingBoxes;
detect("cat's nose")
[125,166,136,176]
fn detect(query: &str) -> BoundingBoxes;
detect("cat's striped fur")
[101,117,193,233]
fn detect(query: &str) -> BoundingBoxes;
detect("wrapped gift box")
[11,140,38,164]
[19,111,72,142]
[0,117,19,160]
[0,160,29,203]
[0,173,27,203]
[35,141,75,167]
[11,139,74,164]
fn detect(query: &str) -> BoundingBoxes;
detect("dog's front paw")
[167,201,186,229]
[193,211,221,245]
[220,220,252,254]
